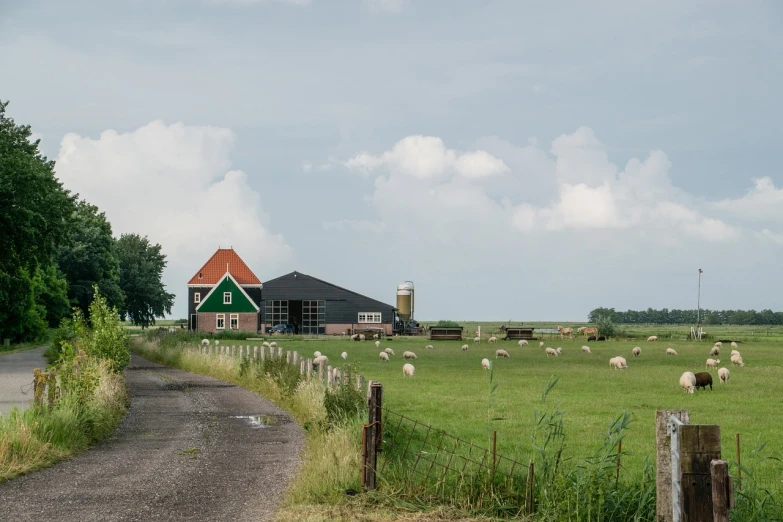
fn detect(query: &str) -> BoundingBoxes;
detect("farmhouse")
[187,248,262,333]
[260,271,397,336]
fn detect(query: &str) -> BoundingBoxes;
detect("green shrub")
[71,286,130,373]
[323,365,365,424]
[597,315,617,339]
[435,320,461,328]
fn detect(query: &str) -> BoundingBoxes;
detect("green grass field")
[252,331,782,489]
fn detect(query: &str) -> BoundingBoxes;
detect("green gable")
[196,274,259,313]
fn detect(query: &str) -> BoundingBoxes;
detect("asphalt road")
[0,354,304,522]
[0,346,48,416]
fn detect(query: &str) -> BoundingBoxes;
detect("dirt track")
[0,354,304,521]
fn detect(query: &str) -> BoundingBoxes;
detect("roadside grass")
[0,329,54,356]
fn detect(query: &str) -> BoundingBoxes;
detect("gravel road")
[0,346,48,415]
[0,354,304,521]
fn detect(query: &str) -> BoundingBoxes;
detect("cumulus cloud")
[55,120,293,316]
[715,177,783,222]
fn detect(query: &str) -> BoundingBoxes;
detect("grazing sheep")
[488,336,498,343]
[350,334,359,341]
[609,357,627,370]
[539,341,545,348]
[314,351,322,358]
[482,358,491,370]
[384,347,395,356]
[581,345,592,354]
[341,352,348,360]
[714,341,722,348]
[545,347,558,357]
[425,345,434,349]
[731,341,738,348]
[518,340,529,347]
[731,354,744,367]
[359,334,366,341]
[461,344,469,351]
[647,336,658,342]
[403,363,415,377]
[718,367,730,384]
[403,351,418,360]
[694,371,713,391]
[375,340,381,348]
[379,352,390,362]
[587,335,597,342]
[633,347,641,358]
[373,334,379,340]
[680,372,697,394]
[270,342,277,348]
[313,355,328,366]
[473,336,481,343]
[730,349,740,357]
[556,347,563,355]
[495,349,510,359]
[201,339,210,346]
[597,336,607,341]
[666,348,678,356]
[706,358,720,369]
[710,346,720,356]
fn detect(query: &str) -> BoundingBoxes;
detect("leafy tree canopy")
[116,234,175,328]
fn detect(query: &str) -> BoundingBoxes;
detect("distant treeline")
[588,307,783,326]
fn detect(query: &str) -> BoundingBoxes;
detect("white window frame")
[230,313,239,330]
[216,314,225,330]
[223,292,232,304]
[194,292,201,304]
[358,312,382,324]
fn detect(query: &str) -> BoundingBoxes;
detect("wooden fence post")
[278,346,283,359]
[327,365,334,386]
[710,460,730,522]
[286,351,292,365]
[47,368,57,410]
[363,381,383,490]
[356,374,365,392]
[679,424,721,522]
[656,410,690,522]
[306,358,312,378]
[300,359,306,375]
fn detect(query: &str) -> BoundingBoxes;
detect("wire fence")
[377,408,531,515]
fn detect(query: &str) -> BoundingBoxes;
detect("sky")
[2,1,782,321]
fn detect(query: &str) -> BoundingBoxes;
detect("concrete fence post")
[254,346,258,359]
[306,359,313,378]
[319,361,326,382]
[286,351,292,365]
[356,374,365,392]
[278,346,283,359]
[300,359,306,375]
[292,351,298,364]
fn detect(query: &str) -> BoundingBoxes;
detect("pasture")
[276,334,783,486]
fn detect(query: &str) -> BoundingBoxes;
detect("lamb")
[384,347,395,356]
[359,334,366,341]
[679,371,696,394]
[647,336,658,342]
[609,356,627,370]
[461,344,469,351]
[666,348,678,356]
[403,351,418,360]
[706,358,720,369]
[545,347,558,357]
[731,341,738,348]
[341,352,348,360]
[694,371,713,391]
[730,354,744,367]
[375,340,381,348]
[473,336,481,343]
[488,336,498,343]
[539,341,545,348]
[313,351,322,358]
[632,347,641,357]
[495,349,510,359]
[379,352,390,362]
[556,347,563,355]
[718,367,730,383]
[710,346,720,356]
[581,345,592,354]
[518,340,529,347]
[403,363,415,377]
[482,358,491,370]
[425,345,434,349]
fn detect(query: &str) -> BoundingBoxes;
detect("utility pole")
[697,268,703,340]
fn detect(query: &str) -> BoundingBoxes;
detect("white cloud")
[55,120,294,317]
[715,177,783,222]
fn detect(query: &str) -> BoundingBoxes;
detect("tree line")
[1,100,174,343]
[588,307,783,326]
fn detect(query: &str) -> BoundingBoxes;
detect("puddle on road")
[231,415,282,428]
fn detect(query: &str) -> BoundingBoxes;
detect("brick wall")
[197,312,259,334]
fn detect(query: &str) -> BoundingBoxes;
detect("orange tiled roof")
[188,248,261,286]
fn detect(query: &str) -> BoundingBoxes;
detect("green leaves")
[116,233,174,328]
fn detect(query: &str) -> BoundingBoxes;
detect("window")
[358,312,382,324]
[194,292,201,304]
[264,300,288,331]
[216,314,225,330]
[198,272,203,279]
[223,292,232,304]
[230,314,239,330]
[302,300,326,335]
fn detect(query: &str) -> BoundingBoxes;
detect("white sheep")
[201,339,210,346]
[313,355,328,366]
[730,349,740,357]
[666,348,678,356]
[581,345,592,354]
[609,356,627,370]
[632,347,641,358]
[718,367,730,384]
[714,341,723,348]
[403,363,415,377]
[730,354,744,367]
[556,347,563,355]
[481,358,491,370]
[488,336,498,343]
[313,351,322,358]
[539,341,545,348]
[384,347,395,356]
[425,344,434,349]
[373,334,380,340]
[262,341,270,348]
[706,358,720,369]
[403,351,418,360]
[647,336,658,342]
[341,352,348,360]
[518,340,529,347]
[680,371,696,394]
[359,334,366,341]
[473,336,481,343]
[375,340,381,348]
[495,349,510,359]
[350,334,359,341]
[214,340,219,346]
[710,346,720,356]
[731,341,738,348]
[461,344,469,351]
[270,341,277,348]
[545,347,558,357]
[379,352,390,362]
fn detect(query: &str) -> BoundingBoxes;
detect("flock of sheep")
[678,341,744,394]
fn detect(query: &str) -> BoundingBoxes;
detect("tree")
[57,200,124,316]
[116,234,175,328]
[0,101,76,342]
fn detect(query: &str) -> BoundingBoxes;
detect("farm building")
[260,271,397,336]
[187,248,262,333]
